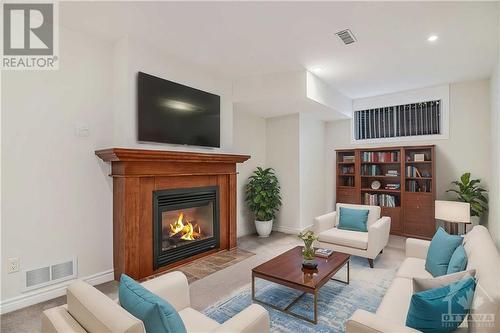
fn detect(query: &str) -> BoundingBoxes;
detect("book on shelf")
[362,151,399,163]
[342,155,355,163]
[385,170,399,177]
[385,183,400,190]
[406,166,422,178]
[315,248,334,258]
[342,177,355,187]
[364,193,397,207]
[341,166,355,174]
[361,164,382,176]
[407,180,431,192]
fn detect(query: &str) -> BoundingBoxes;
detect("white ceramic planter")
[255,219,273,237]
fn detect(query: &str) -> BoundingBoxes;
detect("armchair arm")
[406,238,431,259]
[141,271,190,311]
[346,309,420,333]
[42,305,87,333]
[367,216,391,258]
[314,212,337,234]
[211,304,270,333]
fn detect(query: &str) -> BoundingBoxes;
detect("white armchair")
[42,271,270,333]
[314,203,391,268]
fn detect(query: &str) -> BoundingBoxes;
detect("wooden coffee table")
[251,246,350,324]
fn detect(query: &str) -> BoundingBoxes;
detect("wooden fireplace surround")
[96,148,250,280]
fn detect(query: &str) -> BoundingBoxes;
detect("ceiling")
[60,1,498,99]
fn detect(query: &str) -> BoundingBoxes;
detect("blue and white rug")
[203,256,396,333]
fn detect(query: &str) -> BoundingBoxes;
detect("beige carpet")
[0,233,405,333]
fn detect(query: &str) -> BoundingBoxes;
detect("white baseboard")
[0,269,114,315]
[272,224,313,234]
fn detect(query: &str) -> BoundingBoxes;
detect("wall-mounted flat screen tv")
[138,72,221,148]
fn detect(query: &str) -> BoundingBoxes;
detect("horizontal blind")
[354,100,440,140]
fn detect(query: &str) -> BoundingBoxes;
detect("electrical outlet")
[8,257,19,273]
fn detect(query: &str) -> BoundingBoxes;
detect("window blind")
[354,100,441,140]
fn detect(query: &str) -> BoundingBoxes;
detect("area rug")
[203,256,396,333]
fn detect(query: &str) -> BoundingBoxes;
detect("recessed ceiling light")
[312,67,322,73]
[427,35,438,42]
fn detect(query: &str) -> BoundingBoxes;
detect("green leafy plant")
[447,172,488,217]
[245,167,282,221]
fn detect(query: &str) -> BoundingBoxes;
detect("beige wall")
[489,9,500,249]
[299,114,327,229]
[2,28,114,307]
[233,109,267,237]
[266,114,301,233]
[326,79,492,225]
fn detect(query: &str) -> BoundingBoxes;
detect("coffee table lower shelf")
[251,260,349,324]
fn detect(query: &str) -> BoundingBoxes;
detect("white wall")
[266,114,301,233]
[489,8,500,249]
[1,28,114,309]
[1,33,240,313]
[112,36,234,151]
[233,109,267,237]
[326,79,491,224]
[299,114,327,229]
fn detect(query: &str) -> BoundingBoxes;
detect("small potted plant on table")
[245,167,282,237]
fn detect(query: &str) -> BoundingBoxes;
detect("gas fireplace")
[153,186,220,269]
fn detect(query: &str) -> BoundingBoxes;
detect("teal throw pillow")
[425,228,463,277]
[119,274,187,333]
[337,207,369,232]
[406,277,476,333]
[447,245,468,274]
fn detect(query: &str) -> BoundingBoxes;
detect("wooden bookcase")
[335,145,435,239]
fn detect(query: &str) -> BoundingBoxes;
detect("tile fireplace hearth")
[95,148,250,280]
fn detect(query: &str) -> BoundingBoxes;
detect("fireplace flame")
[169,212,202,241]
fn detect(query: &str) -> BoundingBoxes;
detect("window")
[354,100,441,140]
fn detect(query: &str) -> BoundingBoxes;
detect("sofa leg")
[368,259,374,268]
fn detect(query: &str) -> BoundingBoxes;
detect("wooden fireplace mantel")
[95,148,250,280]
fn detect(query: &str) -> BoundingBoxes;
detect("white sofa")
[314,203,391,267]
[42,271,270,333]
[346,225,500,333]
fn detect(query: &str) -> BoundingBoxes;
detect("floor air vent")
[24,258,77,291]
[336,29,357,45]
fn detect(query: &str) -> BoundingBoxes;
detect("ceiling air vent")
[336,29,357,45]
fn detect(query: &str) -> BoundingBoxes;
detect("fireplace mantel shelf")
[95,148,250,164]
[95,147,250,280]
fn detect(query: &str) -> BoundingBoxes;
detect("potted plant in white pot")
[245,167,282,237]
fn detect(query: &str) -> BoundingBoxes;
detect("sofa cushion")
[397,258,433,279]
[335,203,381,228]
[338,207,369,232]
[119,274,187,333]
[406,277,476,333]
[178,307,220,332]
[67,281,144,333]
[425,228,463,277]
[318,228,368,250]
[413,269,476,293]
[463,226,500,332]
[376,277,413,325]
[447,245,467,274]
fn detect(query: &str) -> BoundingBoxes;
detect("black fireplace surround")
[153,186,220,270]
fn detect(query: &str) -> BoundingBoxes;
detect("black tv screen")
[138,72,221,148]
